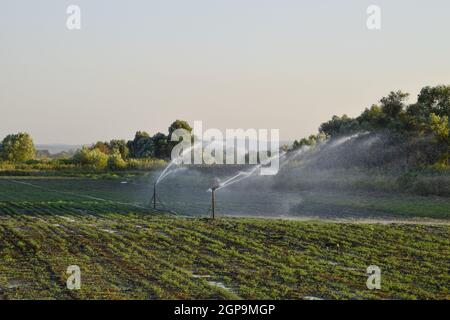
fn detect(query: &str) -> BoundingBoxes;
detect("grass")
[299,192,450,219]
[0,177,449,300]
[0,202,449,300]
[0,159,166,177]
[275,167,450,197]
[2,177,449,219]
[0,178,150,204]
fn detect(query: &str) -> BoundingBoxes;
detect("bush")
[73,147,108,169]
[126,158,165,170]
[108,152,127,170]
[410,175,450,197]
[1,132,36,162]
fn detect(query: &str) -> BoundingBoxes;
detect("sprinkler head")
[211,178,220,191]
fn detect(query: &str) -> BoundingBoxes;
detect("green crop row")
[0,201,448,300]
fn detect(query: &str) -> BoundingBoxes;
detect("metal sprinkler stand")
[149,182,158,210]
[148,181,178,215]
[211,187,216,219]
[210,178,220,220]
[153,182,156,209]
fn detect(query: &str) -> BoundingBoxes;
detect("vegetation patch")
[0,206,448,300]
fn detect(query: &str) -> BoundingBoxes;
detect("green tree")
[73,147,108,169]
[319,115,360,137]
[168,120,194,162]
[91,141,110,154]
[407,85,450,131]
[108,150,127,170]
[168,120,192,141]
[429,113,449,142]
[109,139,129,159]
[292,134,325,150]
[357,104,386,129]
[416,85,450,117]
[429,113,450,167]
[152,132,170,159]
[0,132,36,162]
[380,91,409,118]
[127,131,155,158]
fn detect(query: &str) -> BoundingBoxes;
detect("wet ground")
[1,168,449,222]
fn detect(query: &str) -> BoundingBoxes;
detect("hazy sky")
[1,0,449,144]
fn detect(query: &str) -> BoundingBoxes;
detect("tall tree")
[408,85,450,119]
[168,120,192,141]
[73,147,108,169]
[91,141,110,154]
[109,139,129,159]
[357,104,386,130]
[319,115,359,137]
[127,131,154,158]
[380,91,409,118]
[0,132,36,162]
[152,132,170,159]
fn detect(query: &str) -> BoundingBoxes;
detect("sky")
[0,0,449,144]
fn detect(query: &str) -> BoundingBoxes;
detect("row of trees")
[292,85,450,168]
[318,86,449,137]
[0,120,192,170]
[3,86,448,169]
[72,120,192,169]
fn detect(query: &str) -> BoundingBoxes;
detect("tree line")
[292,85,450,168]
[72,120,192,169]
[0,120,192,170]
[2,86,449,170]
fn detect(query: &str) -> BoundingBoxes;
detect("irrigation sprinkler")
[210,179,220,220]
[211,188,216,219]
[148,181,178,216]
[153,182,156,209]
[149,181,158,209]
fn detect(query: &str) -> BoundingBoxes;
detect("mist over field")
[145,130,449,219]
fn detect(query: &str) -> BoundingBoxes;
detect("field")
[1,175,449,219]
[0,177,449,300]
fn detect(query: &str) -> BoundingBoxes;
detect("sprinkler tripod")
[149,182,161,210]
[209,179,220,220]
[148,181,179,216]
[147,181,179,216]
[152,182,156,209]
[211,187,216,219]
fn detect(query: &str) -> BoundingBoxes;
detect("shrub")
[108,151,127,170]
[0,132,36,162]
[73,147,108,169]
[126,158,165,170]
